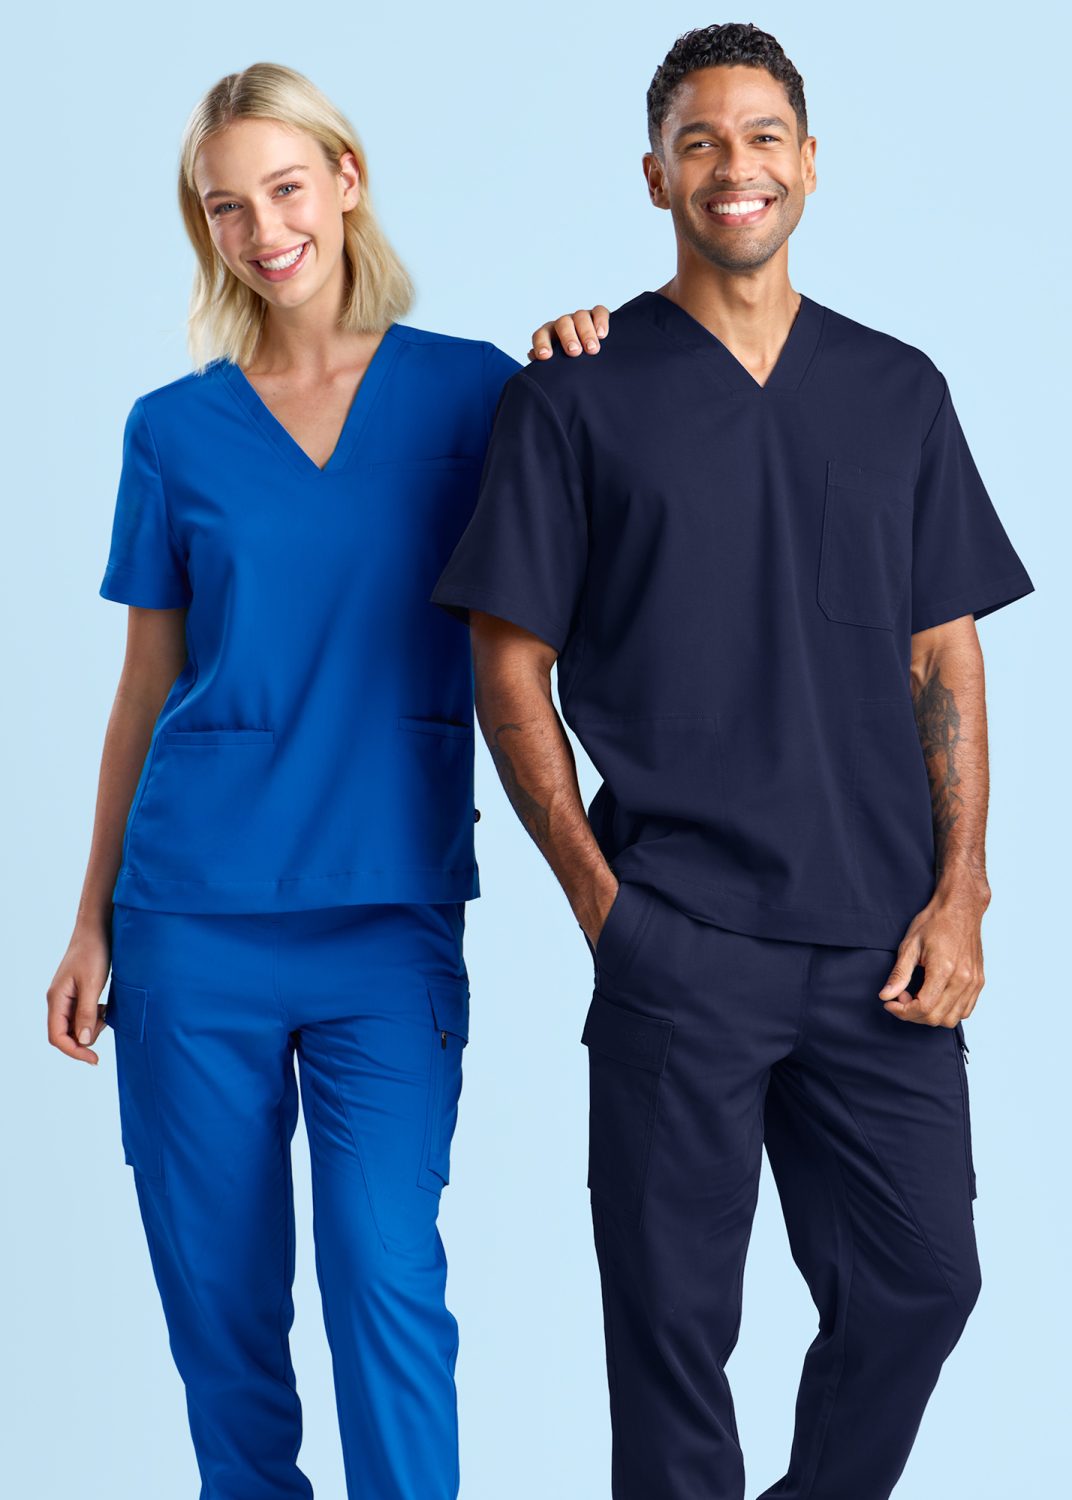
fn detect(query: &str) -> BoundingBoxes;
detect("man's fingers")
[591,304,610,339]
[883,965,955,1026]
[883,997,960,1027]
[877,944,921,1001]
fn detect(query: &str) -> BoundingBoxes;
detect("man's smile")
[702,192,776,226]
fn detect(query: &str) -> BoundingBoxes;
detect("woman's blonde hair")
[178,62,414,370]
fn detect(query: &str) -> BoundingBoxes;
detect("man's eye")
[754,135,778,144]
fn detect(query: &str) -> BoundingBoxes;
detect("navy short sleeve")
[481,342,523,436]
[432,372,588,653]
[910,378,1034,633]
[100,398,191,609]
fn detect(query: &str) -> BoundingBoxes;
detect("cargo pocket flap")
[428,980,470,1043]
[581,993,672,1074]
[105,979,148,1041]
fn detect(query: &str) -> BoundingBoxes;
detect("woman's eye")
[212,202,239,217]
[276,183,299,196]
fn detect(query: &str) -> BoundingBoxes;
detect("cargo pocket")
[953,1022,977,1214]
[418,979,470,1195]
[817,459,913,630]
[581,992,673,1225]
[104,978,164,1184]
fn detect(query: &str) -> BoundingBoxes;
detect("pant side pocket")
[105,977,165,1186]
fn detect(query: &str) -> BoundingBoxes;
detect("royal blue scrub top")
[432,291,1035,949]
[101,325,520,913]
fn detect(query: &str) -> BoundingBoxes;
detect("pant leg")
[757,942,981,1500]
[278,903,469,1500]
[107,905,312,1500]
[582,884,807,1500]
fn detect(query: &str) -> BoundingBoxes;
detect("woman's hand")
[529,306,611,362]
[47,923,111,1065]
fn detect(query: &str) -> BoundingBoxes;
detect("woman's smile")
[249,239,311,282]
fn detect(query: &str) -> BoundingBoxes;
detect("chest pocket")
[817,460,914,630]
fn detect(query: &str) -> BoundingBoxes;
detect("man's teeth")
[710,199,769,216]
[257,244,306,270]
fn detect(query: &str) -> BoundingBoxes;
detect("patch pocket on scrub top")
[395,718,477,873]
[581,993,673,1225]
[104,978,164,1184]
[417,980,471,1195]
[158,728,275,748]
[817,460,914,630]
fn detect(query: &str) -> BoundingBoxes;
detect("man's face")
[645,64,816,273]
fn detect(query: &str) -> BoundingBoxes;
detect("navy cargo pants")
[582,881,980,1500]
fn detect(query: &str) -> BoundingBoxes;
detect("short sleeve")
[910,377,1034,634]
[431,373,588,653]
[100,399,191,609]
[481,341,523,438]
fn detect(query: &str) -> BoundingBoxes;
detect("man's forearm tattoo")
[912,668,962,871]
[491,724,551,846]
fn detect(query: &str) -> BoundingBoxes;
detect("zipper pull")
[957,1026,970,1062]
[441,1030,448,1050]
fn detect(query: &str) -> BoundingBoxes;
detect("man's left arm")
[879,614,991,1025]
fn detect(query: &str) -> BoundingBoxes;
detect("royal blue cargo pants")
[106,900,470,1500]
[583,881,980,1500]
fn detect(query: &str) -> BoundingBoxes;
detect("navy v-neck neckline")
[219,326,403,478]
[637,289,825,394]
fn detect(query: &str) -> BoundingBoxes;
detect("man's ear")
[642,150,670,210]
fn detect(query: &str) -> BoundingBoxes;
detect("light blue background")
[5,1,1065,1495]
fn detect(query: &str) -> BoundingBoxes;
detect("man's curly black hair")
[647,22,808,155]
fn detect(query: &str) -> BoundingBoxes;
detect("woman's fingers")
[527,308,612,362]
[47,973,105,1064]
[570,309,601,353]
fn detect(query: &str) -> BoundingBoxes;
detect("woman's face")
[194,118,360,315]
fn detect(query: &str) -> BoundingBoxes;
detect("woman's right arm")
[46,606,187,1065]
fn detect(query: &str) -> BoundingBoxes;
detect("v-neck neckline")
[638,289,825,394]
[220,326,403,478]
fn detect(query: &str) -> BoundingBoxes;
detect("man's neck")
[656,260,801,386]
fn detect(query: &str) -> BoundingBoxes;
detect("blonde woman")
[45,62,604,1500]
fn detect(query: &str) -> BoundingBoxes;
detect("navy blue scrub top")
[101,325,521,912]
[432,291,1035,949]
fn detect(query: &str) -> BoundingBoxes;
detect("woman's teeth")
[257,244,306,270]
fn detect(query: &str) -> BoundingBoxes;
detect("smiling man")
[433,22,1034,1500]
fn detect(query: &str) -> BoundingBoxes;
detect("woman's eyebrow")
[202,164,309,203]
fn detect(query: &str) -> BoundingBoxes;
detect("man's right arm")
[470,610,618,945]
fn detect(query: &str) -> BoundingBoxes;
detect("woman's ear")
[338,151,362,211]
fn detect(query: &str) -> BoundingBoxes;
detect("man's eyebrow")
[672,116,791,144]
[201,164,309,203]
